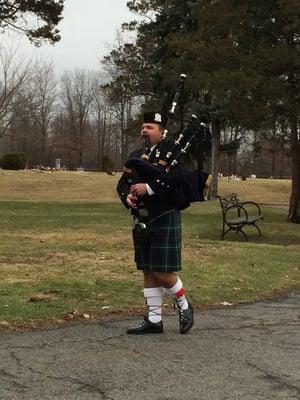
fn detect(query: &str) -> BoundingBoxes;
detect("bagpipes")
[123,74,211,210]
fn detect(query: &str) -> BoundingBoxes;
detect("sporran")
[132,221,149,247]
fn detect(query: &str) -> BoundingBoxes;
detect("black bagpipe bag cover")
[125,158,209,210]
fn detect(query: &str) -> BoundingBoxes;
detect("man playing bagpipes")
[117,111,211,335]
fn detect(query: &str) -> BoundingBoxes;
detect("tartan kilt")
[133,210,182,272]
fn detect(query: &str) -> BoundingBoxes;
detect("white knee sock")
[165,278,189,310]
[144,287,164,323]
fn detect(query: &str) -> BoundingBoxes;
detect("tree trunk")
[228,154,232,176]
[271,151,276,177]
[197,152,204,170]
[120,102,126,165]
[196,140,204,170]
[101,114,107,170]
[95,108,105,172]
[41,126,48,166]
[125,99,132,160]
[288,111,300,223]
[233,150,238,175]
[280,153,284,179]
[78,149,83,169]
[210,118,220,199]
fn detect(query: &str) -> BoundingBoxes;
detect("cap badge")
[154,113,162,123]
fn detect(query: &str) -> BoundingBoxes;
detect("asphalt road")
[0,293,299,400]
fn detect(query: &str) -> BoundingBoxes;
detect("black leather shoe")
[178,302,194,334]
[127,316,163,334]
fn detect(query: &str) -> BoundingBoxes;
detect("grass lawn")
[0,170,299,328]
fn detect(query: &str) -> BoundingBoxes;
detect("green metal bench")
[217,193,263,241]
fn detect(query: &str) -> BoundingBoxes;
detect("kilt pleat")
[133,210,182,272]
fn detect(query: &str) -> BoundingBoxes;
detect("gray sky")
[2,0,136,73]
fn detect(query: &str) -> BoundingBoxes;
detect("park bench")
[217,193,263,241]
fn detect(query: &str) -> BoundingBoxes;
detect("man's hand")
[130,183,148,197]
[126,193,138,209]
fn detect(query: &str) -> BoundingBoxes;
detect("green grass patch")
[0,196,299,326]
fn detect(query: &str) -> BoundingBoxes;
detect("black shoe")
[127,316,163,334]
[178,302,194,334]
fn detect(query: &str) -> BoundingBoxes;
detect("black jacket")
[117,147,189,217]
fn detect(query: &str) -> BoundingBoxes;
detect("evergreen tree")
[0,0,64,44]
[126,0,300,222]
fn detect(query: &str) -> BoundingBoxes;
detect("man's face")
[141,123,163,146]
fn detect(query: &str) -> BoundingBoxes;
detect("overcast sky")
[2,0,136,73]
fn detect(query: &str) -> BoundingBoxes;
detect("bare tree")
[101,36,144,167]
[90,77,116,171]
[27,60,58,165]
[59,70,94,169]
[0,46,31,138]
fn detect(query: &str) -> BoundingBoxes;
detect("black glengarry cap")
[143,112,165,126]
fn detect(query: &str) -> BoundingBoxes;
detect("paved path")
[0,293,299,400]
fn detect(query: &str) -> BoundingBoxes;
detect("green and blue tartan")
[133,210,182,272]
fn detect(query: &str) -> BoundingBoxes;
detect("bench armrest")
[241,201,262,216]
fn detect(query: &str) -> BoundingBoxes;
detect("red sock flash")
[176,287,185,298]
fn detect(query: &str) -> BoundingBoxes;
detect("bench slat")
[228,216,262,225]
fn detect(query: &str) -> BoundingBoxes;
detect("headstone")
[55,158,61,169]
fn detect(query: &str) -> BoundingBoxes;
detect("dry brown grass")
[0,170,120,202]
[0,169,292,204]
[218,177,291,204]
